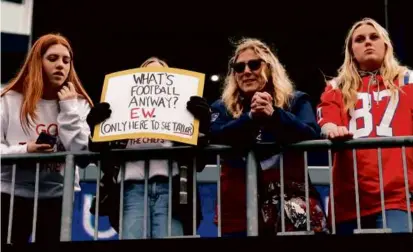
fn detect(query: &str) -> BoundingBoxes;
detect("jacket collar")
[358,68,380,78]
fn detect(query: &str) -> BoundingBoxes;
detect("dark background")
[7,0,413,107]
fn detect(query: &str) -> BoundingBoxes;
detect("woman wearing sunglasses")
[209,38,329,236]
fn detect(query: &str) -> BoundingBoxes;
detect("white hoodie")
[119,138,179,182]
[1,90,91,198]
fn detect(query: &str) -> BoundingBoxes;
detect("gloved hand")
[87,102,112,137]
[86,102,112,152]
[186,96,211,134]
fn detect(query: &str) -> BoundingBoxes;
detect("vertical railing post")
[7,164,17,244]
[352,149,362,233]
[192,157,198,236]
[93,161,102,240]
[401,146,412,232]
[278,151,314,236]
[304,151,311,232]
[143,159,149,239]
[31,163,40,242]
[246,151,259,236]
[168,159,173,237]
[118,164,125,240]
[354,149,391,234]
[60,154,75,241]
[216,154,222,238]
[279,154,286,233]
[377,148,388,231]
[328,149,336,234]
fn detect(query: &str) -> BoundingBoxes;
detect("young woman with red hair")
[1,33,93,244]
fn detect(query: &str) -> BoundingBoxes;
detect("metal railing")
[262,136,413,235]
[1,136,412,243]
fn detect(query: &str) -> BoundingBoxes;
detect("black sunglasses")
[232,59,264,73]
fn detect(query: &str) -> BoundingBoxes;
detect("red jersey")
[317,70,413,223]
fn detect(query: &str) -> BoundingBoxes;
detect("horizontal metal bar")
[2,137,412,164]
[0,145,232,164]
[1,152,67,164]
[277,231,315,236]
[78,164,333,185]
[266,136,413,151]
[353,228,392,234]
[163,235,201,239]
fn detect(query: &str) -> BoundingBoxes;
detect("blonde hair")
[140,57,168,68]
[333,17,408,111]
[222,38,294,118]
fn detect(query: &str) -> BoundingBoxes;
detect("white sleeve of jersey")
[57,98,91,151]
[0,96,28,154]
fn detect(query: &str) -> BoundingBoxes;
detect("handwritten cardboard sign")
[92,67,205,145]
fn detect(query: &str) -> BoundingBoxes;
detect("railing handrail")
[2,135,412,241]
[2,136,413,164]
[271,135,413,151]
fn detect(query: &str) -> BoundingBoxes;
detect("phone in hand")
[36,132,57,147]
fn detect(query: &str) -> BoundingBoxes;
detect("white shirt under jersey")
[119,137,179,182]
[1,90,91,198]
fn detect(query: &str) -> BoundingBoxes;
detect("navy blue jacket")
[210,91,321,191]
[209,91,326,233]
[210,91,320,153]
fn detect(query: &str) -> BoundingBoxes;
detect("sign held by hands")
[92,67,205,145]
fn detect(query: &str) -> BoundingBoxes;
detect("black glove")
[186,96,210,134]
[87,102,112,137]
[86,102,112,152]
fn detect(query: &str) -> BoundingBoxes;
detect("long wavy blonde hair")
[333,17,408,111]
[222,38,294,118]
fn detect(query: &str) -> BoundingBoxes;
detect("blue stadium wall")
[71,182,330,240]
